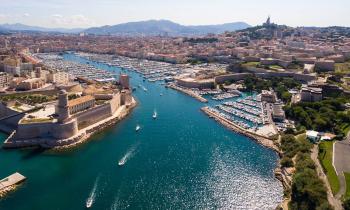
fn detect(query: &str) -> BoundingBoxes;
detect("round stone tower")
[57,89,70,123]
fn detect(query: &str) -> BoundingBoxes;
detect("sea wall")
[75,103,112,129]
[175,78,215,89]
[75,94,121,129]
[13,119,78,140]
[0,103,24,133]
[245,67,316,82]
[214,73,251,84]
[109,93,121,113]
[51,120,78,139]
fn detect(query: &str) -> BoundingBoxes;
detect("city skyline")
[0,0,349,28]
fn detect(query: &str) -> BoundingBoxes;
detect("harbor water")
[0,53,283,209]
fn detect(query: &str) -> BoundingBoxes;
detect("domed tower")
[57,89,70,123]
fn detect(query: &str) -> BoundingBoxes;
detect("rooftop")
[68,95,95,107]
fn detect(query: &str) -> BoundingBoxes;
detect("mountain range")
[0,23,83,33]
[0,20,251,36]
[84,20,251,36]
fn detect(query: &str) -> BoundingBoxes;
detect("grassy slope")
[345,172,350,200]
[319,141,340,195]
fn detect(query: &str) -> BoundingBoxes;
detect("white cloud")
[51,14,95,27]
[23,13,30,17]
[0,14,8,20]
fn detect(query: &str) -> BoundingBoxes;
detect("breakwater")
[167,84,208,103]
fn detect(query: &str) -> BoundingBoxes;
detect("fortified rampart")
[14,119,78,140]
[0,103,25,133]
[4,92,124,148]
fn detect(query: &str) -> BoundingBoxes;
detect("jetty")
[0,172,26,197]
[168,84,208,103]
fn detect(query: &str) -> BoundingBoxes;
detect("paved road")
[334,134,350,199]
[312,145,343,210]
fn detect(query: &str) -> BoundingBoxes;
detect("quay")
[0,172,26,197]
[168,84,208,103]
[201,106,279,153]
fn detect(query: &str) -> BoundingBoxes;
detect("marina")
[35,53,116,81]
[74,52,184,83]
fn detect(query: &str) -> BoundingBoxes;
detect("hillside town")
[0,17,350,210]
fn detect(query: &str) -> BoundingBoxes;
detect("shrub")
[281,156,294,167]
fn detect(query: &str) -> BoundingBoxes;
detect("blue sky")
[0,0,349,28]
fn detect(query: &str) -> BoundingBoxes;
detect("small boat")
[118,159,126,166]
[160,93,163,96]
[152,111,157,119]
[143,87,148,92]
[86,198,93,208]
[136,125,140,132]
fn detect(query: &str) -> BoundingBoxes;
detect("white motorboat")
[152,111,157,119]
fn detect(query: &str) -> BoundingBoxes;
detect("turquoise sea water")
[0,54,282,210]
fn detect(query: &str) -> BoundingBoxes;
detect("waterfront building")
[300,85,322,102]
[0,72,11,88]
[16,78,45,91]
[47,70,70,84]
[306,130,320,142]
[261,90,277,103]
[272,103,285,122]
[20,63,33,71]
[68,95,95,115]
[315,60,335,72]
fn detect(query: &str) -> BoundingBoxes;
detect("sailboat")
[152,111,157,119]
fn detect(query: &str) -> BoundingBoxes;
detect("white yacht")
[153,111,157,119]
[86,198,93,208]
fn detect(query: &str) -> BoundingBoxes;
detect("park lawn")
[242,61,259,67]
[318,141,340,195]
[335,61,350,74]
[345,172,350,200]
[269,64,285,70]
[21,118,53,124]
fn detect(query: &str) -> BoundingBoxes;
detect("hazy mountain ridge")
[0,23,83,33]
[84,20,251,36]
[0,20,251,35]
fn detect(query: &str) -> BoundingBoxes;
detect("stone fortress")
[1,74,135,149]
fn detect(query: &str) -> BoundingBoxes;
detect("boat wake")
[118,143,139,166]
[86,176,100,208]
